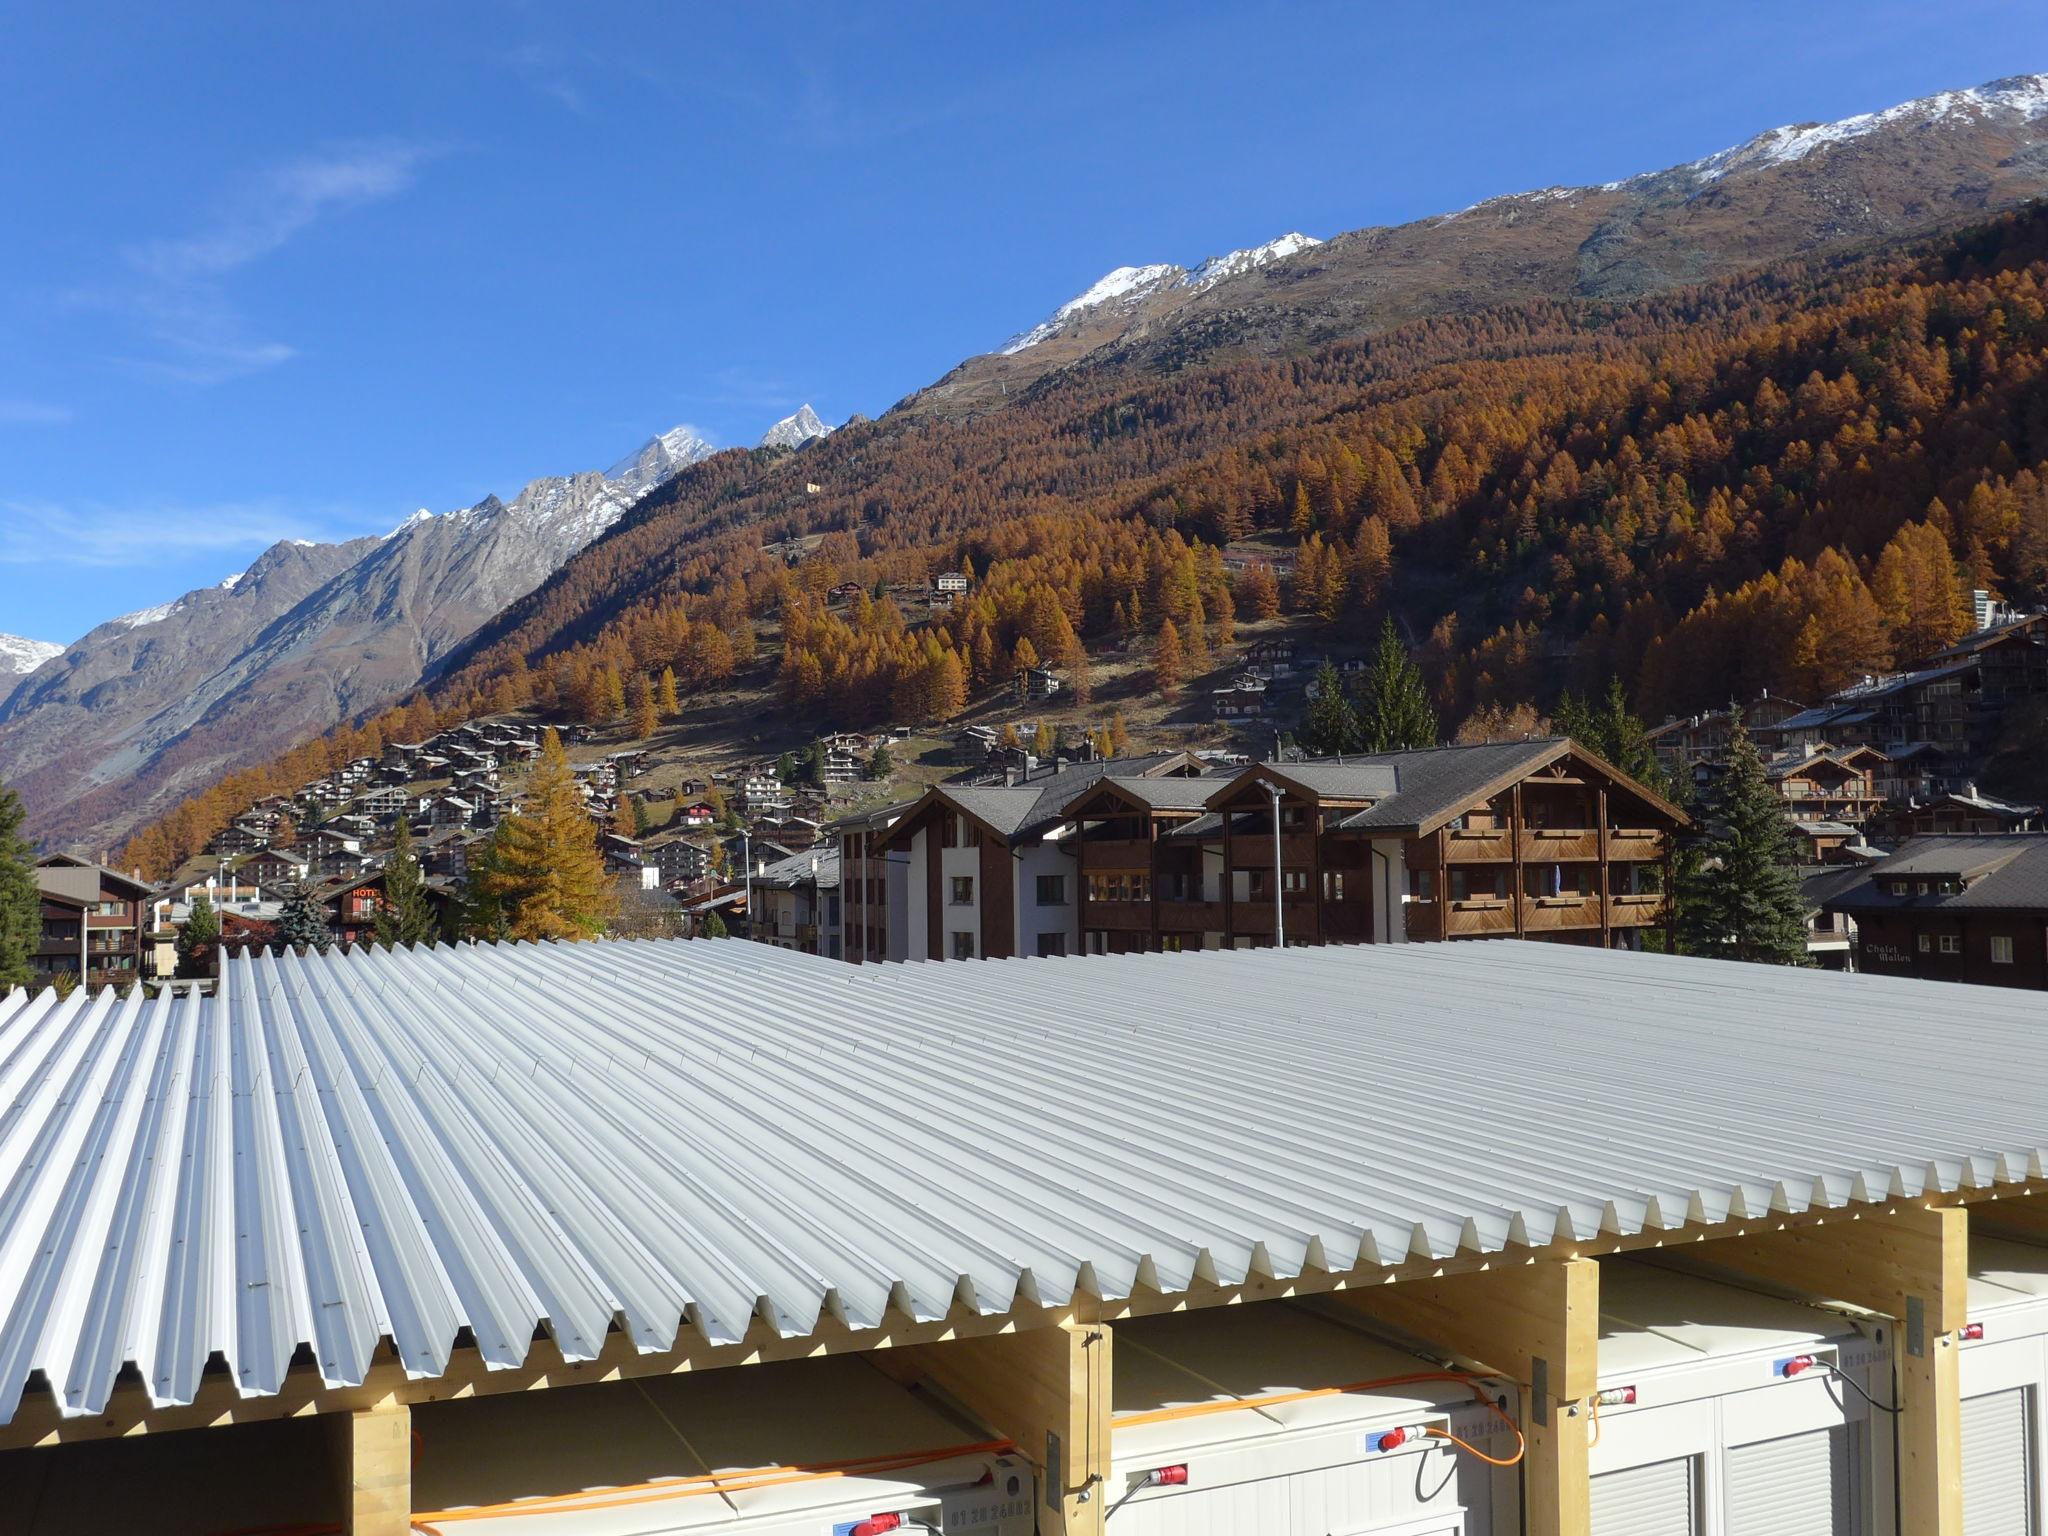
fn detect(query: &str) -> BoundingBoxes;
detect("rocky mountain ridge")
[903,72,2048,416]
[0,423,724,850]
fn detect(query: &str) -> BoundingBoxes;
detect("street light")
[741,827,753,942]
[1259,779,1285,949]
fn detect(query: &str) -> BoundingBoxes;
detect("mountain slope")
[96,72,2048,870]
[905,74,2048,416]
[2,428,716,851]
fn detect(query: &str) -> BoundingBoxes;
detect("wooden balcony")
[1157,900,1225,933]
[1444,898,1517,937]
[1608,893,1667,927]
[1519,828,1600,862]
[1443,827,1514,861]
[1077,838,1153,869]
[1227,833,1318,869]
[1522,895,1601,932]
[1081,901,1152,932]
[1605,828,1668,863]
[1229,894,1318,938]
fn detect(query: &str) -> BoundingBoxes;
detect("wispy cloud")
[0,498,372,567]
[0,398,72,426]
[80,143,433,385]
[500,42,591,114]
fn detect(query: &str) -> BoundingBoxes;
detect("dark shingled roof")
[913,752,1207,845]
[1822,835,2048,914]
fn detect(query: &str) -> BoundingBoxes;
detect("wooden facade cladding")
[978,834,1014,959]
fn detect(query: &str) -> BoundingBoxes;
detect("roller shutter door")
[1591,1455,1697,1535]
[1963,1387,2034,1536]
[1725,1424,1853,1536]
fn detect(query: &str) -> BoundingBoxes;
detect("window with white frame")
[1992,935,2015,965]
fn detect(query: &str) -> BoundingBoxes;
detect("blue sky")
[3,1,2045,644]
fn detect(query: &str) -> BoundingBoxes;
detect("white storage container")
[410,1353,1033,1536]
[1590,1258,1882,1536]
[1959,1232,2048,1535]
[1108,1299,1514,1536]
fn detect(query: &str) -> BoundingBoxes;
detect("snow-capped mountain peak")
[1178,232,1322,292]
[1683,72,2048,183]
[1001,263,1183,354]
[0,633,63,678]
[760,404,833,449]
[605,424,716,499]
[999,237,1320,356]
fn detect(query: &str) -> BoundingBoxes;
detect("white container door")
[1725,1424,1855,1536]
[1963,1386,2035,1536]
[1590,1455,1698,1535]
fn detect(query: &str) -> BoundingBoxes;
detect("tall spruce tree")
[0,783,37,994]
[373,816,439,949]
[1557,679,1667,792]
[1300,660,1363,756]
[1355,619,1439,752]
[481,729,616,940]
[176,893,221,979]
[274,882,332,953]
[1677,711,1811,965]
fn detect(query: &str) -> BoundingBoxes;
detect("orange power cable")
[407,1436,1016,1528]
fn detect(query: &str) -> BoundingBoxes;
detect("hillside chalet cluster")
[1647,599,2048,986]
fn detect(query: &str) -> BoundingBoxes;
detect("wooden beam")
[1329,1255,1598,1401]
[1332,1257,1596,1536]
[1697,1203,1966,1331]
[331,1401,410,1536]
[869,1320,1111,1536]
[1698,1205,1965,1536]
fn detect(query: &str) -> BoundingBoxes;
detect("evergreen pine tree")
[700,910,728,939]
[458,826,513,943]
[373,816,439,949]
[1301,660,1363,756]
[0,783,37,994]
[776,750,798,785]
[176,893,221,979]
[274,882,332,953]
[481,729,616,940]
[1355,618,1439,751]
[1677,711,1811,965]
[867,742,893,779]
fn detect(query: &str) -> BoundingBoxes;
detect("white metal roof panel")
[3,937,2047,1426]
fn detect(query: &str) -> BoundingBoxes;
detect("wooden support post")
[331,1401,411,1536]
[1700,1205,1966,1536]
[1510,782,1526,937]
[871,1321,1111,1536]
[1332,1258,1597,1536]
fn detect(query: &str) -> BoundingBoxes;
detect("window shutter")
[1591,1455,1697,1535]
[1963,1387,2034,1536]
[1724,1424,1854,1536]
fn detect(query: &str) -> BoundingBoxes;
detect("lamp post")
[741,828,753,942]
[1260,779,1285,949]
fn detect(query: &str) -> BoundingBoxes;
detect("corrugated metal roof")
[2,938,2045,1428]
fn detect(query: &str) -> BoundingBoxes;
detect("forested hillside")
[117,206,2048,875]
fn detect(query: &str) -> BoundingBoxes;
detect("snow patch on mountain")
[760,405,833,449]
[606,425,716,500]
[1000,237,1320,355]
[1001,263,1182,354]
[1177,232,1321,292]
[0,634,62,678]
[114,601,180,630]
[1685,73,2048,182]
